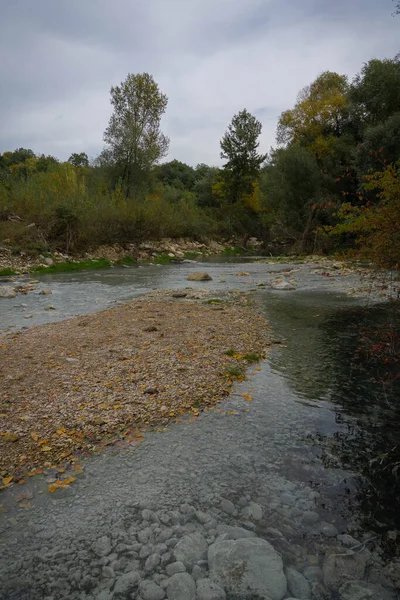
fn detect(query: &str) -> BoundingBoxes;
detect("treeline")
[0,57,399,266]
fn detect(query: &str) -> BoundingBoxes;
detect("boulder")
[187,272,212,281]
[139,579,166,600]
[339,580,389,600]
[166,573,196,600]
[0,286,17,298]
[323,550,369,588]
[208,537,287,600]
[196,579,226,600]
[285,566,311,599]
[113,571,140,596]
[174,532,208,568]
[271,281,295,291]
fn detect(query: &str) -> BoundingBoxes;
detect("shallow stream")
[0,259,399,600]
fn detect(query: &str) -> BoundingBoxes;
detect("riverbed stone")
[323,550,369,588]
[285,566,311,599]
[321,522,338,538]
[301,511,320,525]
[91,536,112,557]
[338,580,388,600]
[113,570,140,596]
[139,579,166,600]
[145,553,161,572]
[216,525,256,541]
[187,272,212,281]
[166,562,186,576]
[166,572,196,600]
[220,498,235,515]
[196,579,226,600]
[272,281,295,291]
[241,501,263,521]
[0,286,17,298]
[303,566,322,582]
[174,532,208,568]
[208,537,287,600]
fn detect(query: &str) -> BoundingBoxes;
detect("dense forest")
[0,56,399,268]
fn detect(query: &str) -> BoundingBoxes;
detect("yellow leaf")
[2,476,13,486]
[41,445,52,452]
[30,432,40,441]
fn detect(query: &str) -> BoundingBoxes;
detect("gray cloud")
[0,0,398,165]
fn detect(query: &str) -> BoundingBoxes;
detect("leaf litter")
[0,291,269,488]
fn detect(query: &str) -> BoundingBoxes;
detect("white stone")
[208,537,287,600]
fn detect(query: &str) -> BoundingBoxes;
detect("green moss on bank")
[0,268,16,277]
[32,258,112,274]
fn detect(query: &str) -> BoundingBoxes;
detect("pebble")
[166,562,186,576]
[220,499,235,515]
[140,579,166,600]
[301,511,320,525]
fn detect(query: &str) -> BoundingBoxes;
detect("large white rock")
[174,532,208,568]
[208,537,287,600]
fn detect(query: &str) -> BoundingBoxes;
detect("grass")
[221,246,248,256]
[225,349,236,357]
[115,256,137,266]
[0,268,16,277]
[224,363,246,379]
[32,258,112,274]
[183,251,201,260]
[205,298,223,304]
[243,352,262,362]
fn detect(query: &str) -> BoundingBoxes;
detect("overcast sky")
[0,0,398,166]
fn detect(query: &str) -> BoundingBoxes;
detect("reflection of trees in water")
[319,301,400,533]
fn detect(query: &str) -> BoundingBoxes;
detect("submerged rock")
[208,537,287,600]
[166,572,196,600]
[285,566,311,599]
[187,272,212,281]
[323,550,369,588]
[174,532,208,568]
[0,286,17,298]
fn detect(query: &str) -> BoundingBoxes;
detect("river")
[0,259,399,600]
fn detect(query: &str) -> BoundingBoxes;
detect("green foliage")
[220,109,266,202]
[356,113,400,176]
[103,73,169,197]
[326,164,400,269]
[277,72,349,158]
[350,57,400,127]
[68,152,89,167]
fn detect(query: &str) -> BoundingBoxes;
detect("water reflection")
[263,293,400,536]
[320,301,400,534]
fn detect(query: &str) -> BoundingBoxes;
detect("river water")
[0,259,399,599]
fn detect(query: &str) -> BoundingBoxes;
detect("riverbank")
[0,237,262,276]
[0,291,269,485]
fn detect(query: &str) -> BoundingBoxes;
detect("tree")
[155,160,196,191]
[103,73,169,196]
[261,145,325,248]
[220,109,266,202]
[68,152,89,167]
[277,72,349,159]
[350,57,400,127]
